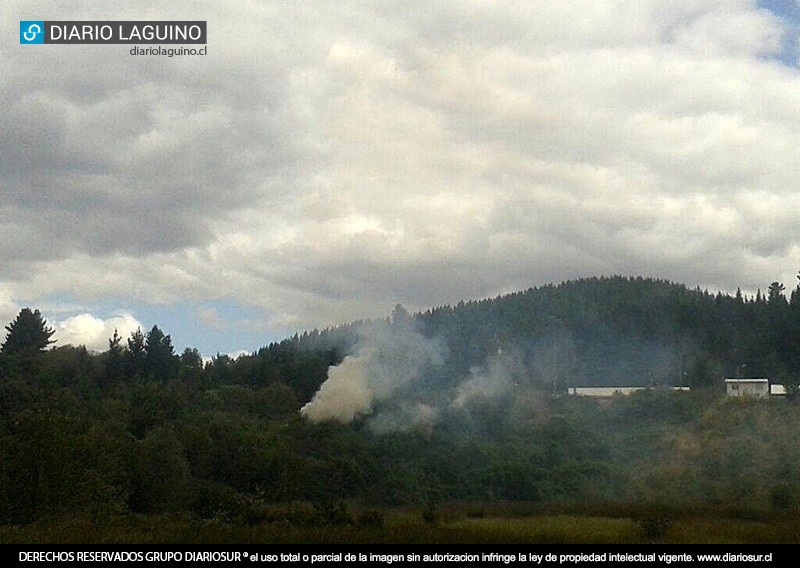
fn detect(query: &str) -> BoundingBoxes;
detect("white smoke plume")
[300,318,444,424]
[299,348,375,423]
[451,353,517,409]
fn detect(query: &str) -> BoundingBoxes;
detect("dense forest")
[2,275,800,528]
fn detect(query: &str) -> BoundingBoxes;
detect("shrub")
[770,484,795,512]
[355,509,385,528]
[422,502,439,524]
[637,513,671,540]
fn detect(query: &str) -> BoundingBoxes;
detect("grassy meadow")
[1,502,798,544]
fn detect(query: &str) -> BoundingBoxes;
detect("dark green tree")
[179,347,204,388]
[1,308,55,355]
[126,328,146,379]
[129,426,191,513]
[103,328,125,385]
[144,325,177,380]
[768,282,787,305]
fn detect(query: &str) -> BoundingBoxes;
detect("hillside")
[290,275,800,402]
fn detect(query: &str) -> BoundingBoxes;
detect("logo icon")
[20,21,44,44]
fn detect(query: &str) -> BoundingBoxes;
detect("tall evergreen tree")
[1,308,55,355]
[768,282,787,305]
[144,325,177,380]
[126,328,146,379]
[103,328,125,385]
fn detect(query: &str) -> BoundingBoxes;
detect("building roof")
[568,386,689,397]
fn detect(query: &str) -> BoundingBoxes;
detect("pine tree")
[104,328,125,384]
[1,308,55,355]
[126,328,146,379]
[768,282,787,305]
[144,325,177,380]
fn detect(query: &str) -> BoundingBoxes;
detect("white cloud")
[201,349,251,367]
[54,312,143,352]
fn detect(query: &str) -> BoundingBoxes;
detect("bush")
[312,501,352,526]
[422,502,439,525]
[770,484,795,512]
[637,513,671,540]
[355,509,385,528]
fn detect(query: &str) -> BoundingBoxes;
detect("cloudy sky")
[4,0,800,355]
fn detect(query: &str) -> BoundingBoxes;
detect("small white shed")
[725,378,770,398]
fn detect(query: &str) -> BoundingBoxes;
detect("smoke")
[299,349,375,423]
[300,315,539,434]
[300,318,444,424]
[299,284,712,435]
[451,351,519,409]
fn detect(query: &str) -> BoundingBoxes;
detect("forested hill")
[280,275,800,396]
[194,275,800,402]
[413,275,800,389]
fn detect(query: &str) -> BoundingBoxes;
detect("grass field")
[1,503,798,544]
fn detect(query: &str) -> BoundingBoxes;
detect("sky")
[3,0,800,356]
